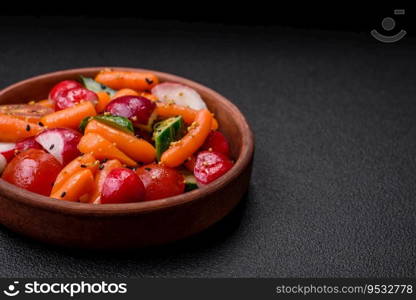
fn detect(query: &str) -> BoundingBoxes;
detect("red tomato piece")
[54,87,98,111]
[136,163,185,201]
[201,131,230,156]
[194,151,233,184]
[184,155,197,172]
[1,149,62,196]
[101,168,145,204]
[49,80,82,102]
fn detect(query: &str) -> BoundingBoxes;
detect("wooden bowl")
[0,67,254,249]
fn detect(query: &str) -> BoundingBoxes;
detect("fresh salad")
[0,69,234,204]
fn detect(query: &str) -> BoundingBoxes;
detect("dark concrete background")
[0,17,415,277]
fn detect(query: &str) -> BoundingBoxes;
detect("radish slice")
[0,154,6,174]
[0,142,16,162]
[151,82,207,110]
[35,128,81,165]
[0,143,16,153]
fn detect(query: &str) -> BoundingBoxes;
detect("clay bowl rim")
[0,67,254,217]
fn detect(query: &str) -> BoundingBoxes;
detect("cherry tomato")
[136,163,185,201]
[54,87,98,111]
[2,149,62,196]
[49,80,82,102]
[0,104,53,123]
[184,155,196,172]
[101,168,145,204]
[201,131,230,156]
[194,151,233,184]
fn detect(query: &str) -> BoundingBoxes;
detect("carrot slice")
[40,101,97,129]
[95,92,112,113]
[155,102,218,130]
[95,70,159,91]
[0,104,53,124]
[0,114,43,142]
[78,132,137,167]
[51,153,98,194]
[112,88,140,99]
[85,120,156,163]
[88,159,122,204]
[161,109,212,167]
[50,169,94,202]
[140,92,158,101]
[37,99,55,110]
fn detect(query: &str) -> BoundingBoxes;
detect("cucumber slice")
[179,169,198,192]
[153,116,184,161]
[184,173,198,192]
[80,76,116,97]
[79,114,134,134]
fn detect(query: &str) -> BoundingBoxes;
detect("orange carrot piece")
[161,109,213,167]
[95,70,159,91]
[40,101,97,129]
[140,92,158,101]
[50,169,94,202]
[95,92,112,113]
[88,159,122,204]
[112,88,140,99]
[78,133,137,167]
[155,102,218,130]
[37,99,55,110]
[0,104,53,124]
[51,153,98,194]
[0,114,43,142]
[85,120,156,163]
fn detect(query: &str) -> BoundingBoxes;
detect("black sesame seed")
[49,144,55,150]
[60,192,66,198]
[145,167,151,171]
[145,78,153,85]
[80,164,87,168]
[26,124,31,131]
[38,121,44,127]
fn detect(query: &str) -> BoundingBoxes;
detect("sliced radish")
[151,82,207,110]
[0,142,16,162]
[0,142,16,153]
[15,136,42,152]
[35,128,81,165]
[0,154,7,174]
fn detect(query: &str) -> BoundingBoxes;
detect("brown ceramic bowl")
[0,67,254,249]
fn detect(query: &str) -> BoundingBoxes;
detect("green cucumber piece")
[79,116,93,132]
[79,114,134,134]
[184,173,198,192]
[80,76,116,97]
[153,116,184,161]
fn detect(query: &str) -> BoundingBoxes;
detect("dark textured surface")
[0,17,415,278]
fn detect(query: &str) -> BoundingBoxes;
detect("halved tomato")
[0,104,53,123]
